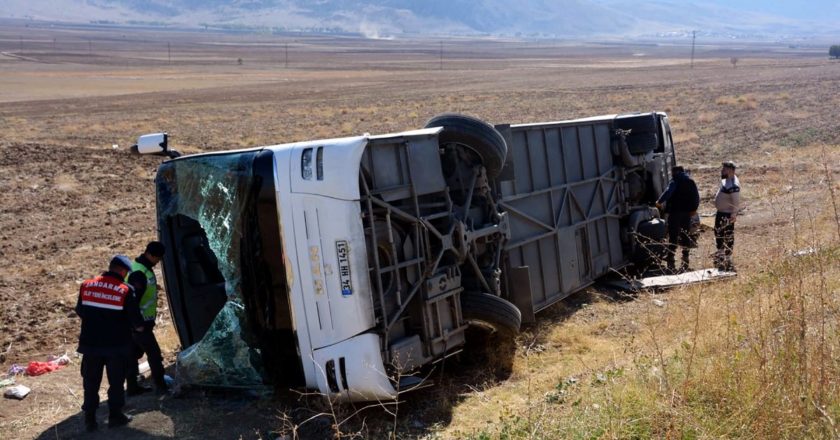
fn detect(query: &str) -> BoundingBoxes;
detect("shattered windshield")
[156,151,265,388]
[161,153,253,300]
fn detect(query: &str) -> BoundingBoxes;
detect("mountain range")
[3,0,839,40]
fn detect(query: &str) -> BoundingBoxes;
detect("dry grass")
[696,111,718,124]
[716,94,759,110]
[673,130,700,144]
[444,254,840,438]
[753,117,771,130]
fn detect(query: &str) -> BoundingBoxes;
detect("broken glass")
[157,151,265,388]
[175,301,264,388]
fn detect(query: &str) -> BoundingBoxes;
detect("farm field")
[0,22,838,439]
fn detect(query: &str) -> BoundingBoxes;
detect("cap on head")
[145,241,165,257]
[722,161,737,169]
[110,255,132,271]
[671,166,685,176]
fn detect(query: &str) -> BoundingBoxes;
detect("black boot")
[680,249,690,273]
[724,256,736,272]
[84,411,98,432]
[665,253,676,274]
[714,250,726,271]
[108,412,133,428]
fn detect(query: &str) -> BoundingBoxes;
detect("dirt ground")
[0,22,838,439]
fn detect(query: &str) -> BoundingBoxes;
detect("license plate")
[335,240,353,296]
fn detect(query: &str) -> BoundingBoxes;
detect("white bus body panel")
[269,146,319,389]
[268,129,439,399]
[286,195,376,350]
[312,333,398,401]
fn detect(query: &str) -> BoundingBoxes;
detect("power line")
[690,30,696,69]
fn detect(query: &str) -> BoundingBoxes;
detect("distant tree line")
[831,45,840,59]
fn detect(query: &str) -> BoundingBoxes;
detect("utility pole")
[439,40,443,71]
[690,30,696,69]
[168,42,171,64]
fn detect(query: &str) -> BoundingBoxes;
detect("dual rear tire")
[425,113,508,179]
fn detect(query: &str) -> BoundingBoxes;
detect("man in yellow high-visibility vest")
[125,241,168,395]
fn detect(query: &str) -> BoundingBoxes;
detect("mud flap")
[508,266,535,323]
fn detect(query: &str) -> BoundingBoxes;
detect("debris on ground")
[7,364,26,376]
[0,377,14,388]
[3,384,31,400]
[24,354,71,376]
[791,247,817,257]
[46,354,71,365]
[652,299,666,307]
[25,362,63,376]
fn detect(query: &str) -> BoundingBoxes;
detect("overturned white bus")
[139,111,674,401]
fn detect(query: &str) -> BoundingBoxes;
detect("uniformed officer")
[125,241,169,395]
[76,255,142,431]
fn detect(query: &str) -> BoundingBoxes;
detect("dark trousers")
[81,354,126,414]
[127,325,166,388]
[666,211,692,270]
[715,212,735,257]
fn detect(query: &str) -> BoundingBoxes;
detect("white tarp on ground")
[602,268,737,292]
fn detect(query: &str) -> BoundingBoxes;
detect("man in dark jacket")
[125,241,168,395]
[656,166,701,272]
[76,255,142,431]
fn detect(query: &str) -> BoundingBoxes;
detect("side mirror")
[132,132,181,159]
[136,132,168,154]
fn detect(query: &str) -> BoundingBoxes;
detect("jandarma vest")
[80,275,130,310]
[130,261,157,321]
